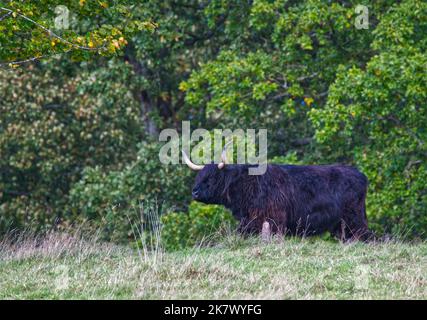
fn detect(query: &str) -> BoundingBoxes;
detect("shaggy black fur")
[191,164,375,241]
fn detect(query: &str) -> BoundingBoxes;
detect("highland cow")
[182,148,374,242]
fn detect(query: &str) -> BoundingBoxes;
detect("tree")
[181,0,386,156]
[0,60,143,231]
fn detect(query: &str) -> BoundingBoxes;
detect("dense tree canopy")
[0,0,426,238]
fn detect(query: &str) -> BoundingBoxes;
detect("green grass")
[0,233,426,299]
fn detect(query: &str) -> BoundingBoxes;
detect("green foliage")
[271,151,302,165]
[0,0,155,65]
[161,202,237,251]
[180,0,390,156]
[0,61,142,232]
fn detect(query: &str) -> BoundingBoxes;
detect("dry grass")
[0,231,426,299]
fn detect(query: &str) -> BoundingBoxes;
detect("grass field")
[0,233,426,299]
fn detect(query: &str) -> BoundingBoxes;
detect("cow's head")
[182,143,238,205]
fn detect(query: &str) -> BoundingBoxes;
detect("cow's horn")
[182,150,205,171]
[218,140,232,169]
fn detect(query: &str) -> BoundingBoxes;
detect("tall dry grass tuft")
[126,201,164,266]
[0,227,120,262]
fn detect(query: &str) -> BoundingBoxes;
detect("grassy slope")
[0,234,426,299]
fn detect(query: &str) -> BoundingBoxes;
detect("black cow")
[182,150,374,242]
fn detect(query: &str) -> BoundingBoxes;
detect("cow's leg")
[302,202,341,236]
[233,209,252,235]
[237,217,261,235]
[341,216,374,242]
[341,199,375,242]
[261,221,271,242]
[330,219,347,241]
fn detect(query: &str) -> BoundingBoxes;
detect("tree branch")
[0,7,108,66]
[0,11,11,21]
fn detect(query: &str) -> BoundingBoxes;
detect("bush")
[161,202,237,251]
